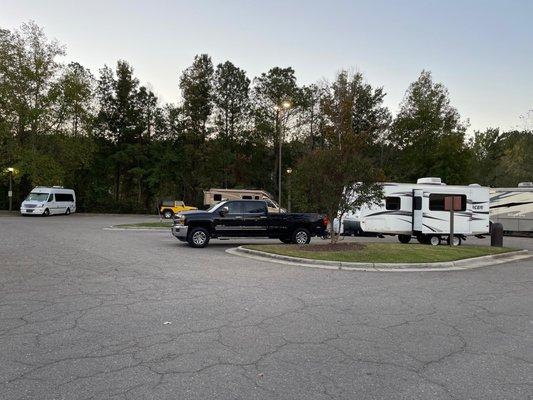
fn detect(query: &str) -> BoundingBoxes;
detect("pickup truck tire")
[292,228,311,245]
[187,227,210,248]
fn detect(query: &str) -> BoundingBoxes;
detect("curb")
[226,246,532,272]
[103,226,171,231]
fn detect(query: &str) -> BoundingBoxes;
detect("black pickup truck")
[171,200,328,248]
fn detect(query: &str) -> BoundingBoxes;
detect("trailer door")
[412,189,423,233]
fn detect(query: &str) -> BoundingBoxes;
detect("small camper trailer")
[203,188,284,213]
[341,178,490,245]
[490,182,533,235]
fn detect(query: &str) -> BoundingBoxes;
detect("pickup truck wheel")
[162,209,174,219]
[292,228,311,245]
[187,227,210,248]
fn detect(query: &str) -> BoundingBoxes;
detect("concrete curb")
[226,246,531,272]
[103,226,170,232]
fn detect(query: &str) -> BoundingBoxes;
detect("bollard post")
[490,222,503,247]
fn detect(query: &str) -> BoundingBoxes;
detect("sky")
[1,0,532,133]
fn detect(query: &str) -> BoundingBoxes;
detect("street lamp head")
[286,168,292,174]
[7,167,14,173]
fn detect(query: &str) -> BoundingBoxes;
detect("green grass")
[115,221,173,229]
[243,243,515,263]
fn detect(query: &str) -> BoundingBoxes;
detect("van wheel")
[429,235,441,246]
[398,234,411,244]
[43,209,50,217]
[447,235,462,246]
[187,227,210,248]
[65,208,71,215]
[162,209,174,219]
[292,228,311,245]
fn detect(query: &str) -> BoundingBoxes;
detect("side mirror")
[219,206,229,217]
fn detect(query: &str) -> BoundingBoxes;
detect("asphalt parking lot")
[1,214,532,400]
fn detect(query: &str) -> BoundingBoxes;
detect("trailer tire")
[416,234,429,244]
[398,234,411,244]
[447,235,462,246]
[292,228,311,245]
[429,235,441,246]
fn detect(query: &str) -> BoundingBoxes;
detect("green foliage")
[0,22,530,213]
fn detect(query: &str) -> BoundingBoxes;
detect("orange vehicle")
[159,200,197,219]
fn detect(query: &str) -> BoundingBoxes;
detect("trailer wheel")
[447,235,462,246]
[429,235,441,246]
[398,234,411,244]
[416,234,429,244]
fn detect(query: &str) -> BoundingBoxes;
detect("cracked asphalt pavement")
[1,214,532,399]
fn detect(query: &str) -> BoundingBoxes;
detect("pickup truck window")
[242,201,267,214]
[226,201,242,214]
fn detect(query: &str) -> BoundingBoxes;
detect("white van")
[20,186,76,216]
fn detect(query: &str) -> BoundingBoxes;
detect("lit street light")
[276,101,291,212]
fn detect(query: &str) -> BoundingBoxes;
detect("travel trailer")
[490,182,533,235]
[20,186,76,216]
[340,178,490,245]
[203,188,284,213]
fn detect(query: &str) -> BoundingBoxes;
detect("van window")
[26,193,49,202]
[214,194,222,201]
[55,193,74,202]
[47,194,54,202]
[429,194,466,211]
[385,197,401,210]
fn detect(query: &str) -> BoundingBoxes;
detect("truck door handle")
[235,216,243,219]
[259,216,267,219]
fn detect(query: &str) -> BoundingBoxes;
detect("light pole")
[7,167,14,212]
[286,168,292,212]
[276,100,291,212]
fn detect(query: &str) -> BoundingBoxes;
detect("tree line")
[1,22,531,213]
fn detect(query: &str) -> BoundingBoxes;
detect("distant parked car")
[159,200,197,219]
[20,186,76,216]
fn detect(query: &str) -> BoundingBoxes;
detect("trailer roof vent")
[469,183,481,187]
[518,182,533,187]
[417,177,444,185]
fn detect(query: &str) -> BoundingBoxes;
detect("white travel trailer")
[20,186,76,216]
[341,178,490,245]
[490,182,533,235]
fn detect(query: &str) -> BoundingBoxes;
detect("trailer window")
[385,197,401,210]
[429,194,466,211]
[242,195,252,199]
[214,194,222,201]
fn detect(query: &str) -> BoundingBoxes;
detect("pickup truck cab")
[172,200,328,248]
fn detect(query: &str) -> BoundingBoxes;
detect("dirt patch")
[294,242,366,252]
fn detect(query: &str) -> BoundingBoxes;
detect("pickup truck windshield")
[25,193,49,202]
[206,202,226,212]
